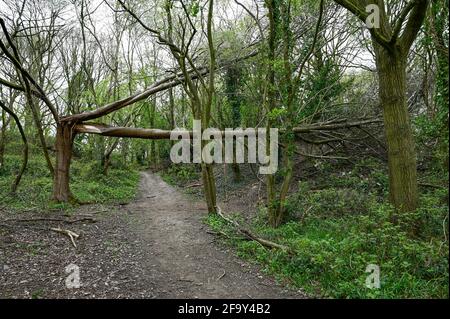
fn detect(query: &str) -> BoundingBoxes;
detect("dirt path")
[0,171,305,298]
[122,171,305,299]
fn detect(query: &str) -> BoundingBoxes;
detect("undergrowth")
[205,159,449,299]
[0,154,140,212]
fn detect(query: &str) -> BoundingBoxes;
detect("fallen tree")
[74,118,382,140]
[51,51,258,202]
[74,123,182,139]
[1,13,257,201]
[60,51,258,124]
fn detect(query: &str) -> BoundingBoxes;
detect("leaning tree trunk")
[52,122,74,202]
[376,49,418,213]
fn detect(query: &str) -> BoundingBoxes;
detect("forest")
[0,0,448,299]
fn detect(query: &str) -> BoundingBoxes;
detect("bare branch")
[334,0,393,51]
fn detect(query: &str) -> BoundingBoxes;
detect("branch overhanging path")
[60,51,258,124]
[74,118,383,140]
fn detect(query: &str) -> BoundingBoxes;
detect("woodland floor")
[0,171,305,299]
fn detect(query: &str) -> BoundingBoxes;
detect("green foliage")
[415,113,449,170]
[161,164,200,186]
[285,183,375,220]
[0,155,139,211]
[189,0,200,17]
[302,57,352,120]
[70,160,139,204]
[206,164,449,299]
[268,107,287,121]
[414,0,449,171]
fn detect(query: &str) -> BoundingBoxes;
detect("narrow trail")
[122,171,305,299]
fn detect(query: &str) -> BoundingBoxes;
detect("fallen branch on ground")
[216,206,291,253]
[5,217,96,224]
[185,182,203,188]
[217,269,226,280]
[207,229,246,240]
[50,227,80,248]
[418,182,447,189]
[0,223,82,248]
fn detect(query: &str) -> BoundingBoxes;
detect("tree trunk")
[224,65,242,182]
[231,162,241,182]
[376,50,418,212]
[265,0,278,224]
[270,0,296,228]
[29,98,54,176]
[169,88,175,129]
[201,163,217,214]
[273,150,293,227]
[52,122,74,202]
[103,154,110,176]
[0,109,6,169]
[148,98,156,166]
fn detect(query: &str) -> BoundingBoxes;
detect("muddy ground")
[0,171,306,299]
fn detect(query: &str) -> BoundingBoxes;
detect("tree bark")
[375,49,418,212]
[165,0,176,134]
[201,162,217,214]
[149,99,157,165]
[52,122,75,202]
[201,0,218,215]
[265,0,278,224]
[28,96,54,176]
[225,65,242,182]
[333,0,427,213]
[0,108,7,169]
